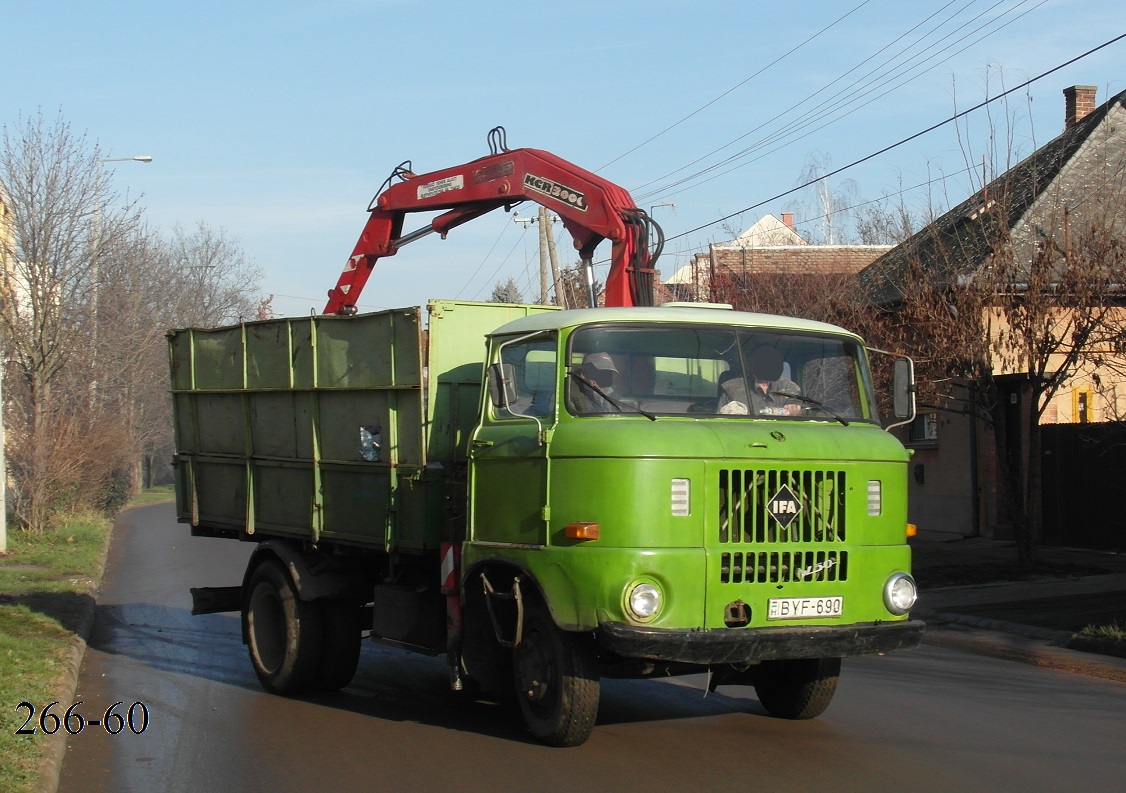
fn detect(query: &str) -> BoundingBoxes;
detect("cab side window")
[494,335,558,419]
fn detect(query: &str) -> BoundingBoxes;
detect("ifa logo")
[767,484,802,528]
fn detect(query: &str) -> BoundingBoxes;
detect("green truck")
[172,299,924,746]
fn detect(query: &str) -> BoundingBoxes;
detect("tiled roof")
[857,88,1126,306]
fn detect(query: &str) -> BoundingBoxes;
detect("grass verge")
[1080,620,1125,642]
[127,484,174,507]
[0,515,110,793]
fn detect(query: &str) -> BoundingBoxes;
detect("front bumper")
[597,619,925,665]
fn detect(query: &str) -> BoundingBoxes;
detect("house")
[662,213,891,304]
[857,85,1126,543]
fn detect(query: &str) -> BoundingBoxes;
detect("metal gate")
[1041,422,1126,550]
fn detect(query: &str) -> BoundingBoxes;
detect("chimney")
[781,212,794,229]
[1064,85,1097,129]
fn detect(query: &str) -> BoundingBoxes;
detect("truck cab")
[464,305,923,743]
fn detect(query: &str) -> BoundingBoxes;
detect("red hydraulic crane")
[324,128,663,314]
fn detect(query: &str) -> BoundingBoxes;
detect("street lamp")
[93,155,154,249]
[91,154,153,403]
[100,155,153,165]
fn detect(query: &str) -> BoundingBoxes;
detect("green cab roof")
[488,304,861,340]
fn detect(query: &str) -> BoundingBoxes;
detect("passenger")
[570,352,623,413]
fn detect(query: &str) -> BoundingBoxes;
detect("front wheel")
[512,600,600,747]
[244,559,323,695]
[753,657,840,719]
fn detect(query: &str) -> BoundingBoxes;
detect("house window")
[907,412,938,446]
[1072,389,1093,424]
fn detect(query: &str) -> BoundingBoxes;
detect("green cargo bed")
[169,300,555,551]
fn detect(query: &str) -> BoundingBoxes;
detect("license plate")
[767,596,844,620]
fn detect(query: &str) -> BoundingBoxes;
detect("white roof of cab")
[490,305,859,339]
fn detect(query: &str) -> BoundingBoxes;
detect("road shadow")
[3,590,97,635]
[88,601,777,744]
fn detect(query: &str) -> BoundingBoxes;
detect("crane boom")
[325,134,661,314]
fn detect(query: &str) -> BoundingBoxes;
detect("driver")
[719,346,801,416]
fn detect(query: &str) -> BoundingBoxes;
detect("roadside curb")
[37,514,118,793]
[915,607,1070,642]
[916,608,1126,685]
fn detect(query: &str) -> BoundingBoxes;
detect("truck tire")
[244,559,323,695]
[512,599,599,747]
[315,599,362,692]
[753,657,840,720]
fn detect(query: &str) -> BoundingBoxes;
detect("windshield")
[565,324,877,422]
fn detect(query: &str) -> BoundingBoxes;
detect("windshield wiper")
[771,392,850,426]
[568,372,658,421]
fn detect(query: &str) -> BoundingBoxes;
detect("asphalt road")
[57,503,1126,793]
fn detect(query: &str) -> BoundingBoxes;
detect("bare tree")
[711,267,865,327]
[93,222,263,497]
[853,170,942,246]
[165,221,262,326]
[785,151,860,244]
[857,85,1126,563]
[256,295,276,321]
[0,112,146,529]
[554,264,602,308]
[987,201,1126,561]
[1,111,143,433]
[0,112,265,530]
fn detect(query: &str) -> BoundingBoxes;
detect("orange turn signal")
[565,522,600,540]
[906,523,918,538]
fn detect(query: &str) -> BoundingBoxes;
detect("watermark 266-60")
[14,701,149,735]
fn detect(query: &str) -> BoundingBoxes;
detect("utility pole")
[535,206,566,307]
[538,206,550,305]
[546,211,564,308]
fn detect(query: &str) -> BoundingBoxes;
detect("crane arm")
[324,140,661,314]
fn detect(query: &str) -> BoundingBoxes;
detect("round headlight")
[628,583,662,621]
[884,573,918,615]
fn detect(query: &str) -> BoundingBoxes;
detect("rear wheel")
[753,657,840,719]
[512,600,599,747]
[244,559,323,695]
[315,599,363,692]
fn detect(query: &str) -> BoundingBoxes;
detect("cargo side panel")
[170,310,425,548]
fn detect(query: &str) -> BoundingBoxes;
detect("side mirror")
[892,357,915,420]
[487,362,518,408]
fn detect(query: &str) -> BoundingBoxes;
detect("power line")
[466,223,531,301]
[665,32,1126,245]
[599,0,875,171]
[629,0,975,195]
[756,163,976,242]
[636,0,1046,203]
[454,212,517,299]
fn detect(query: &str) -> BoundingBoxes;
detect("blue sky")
[6,1,1125,317]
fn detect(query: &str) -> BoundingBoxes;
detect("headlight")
[627,582,662,621]
[883,573,917,615]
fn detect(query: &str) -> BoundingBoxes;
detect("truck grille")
[719,549,848,584]
[718,468,847,545]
